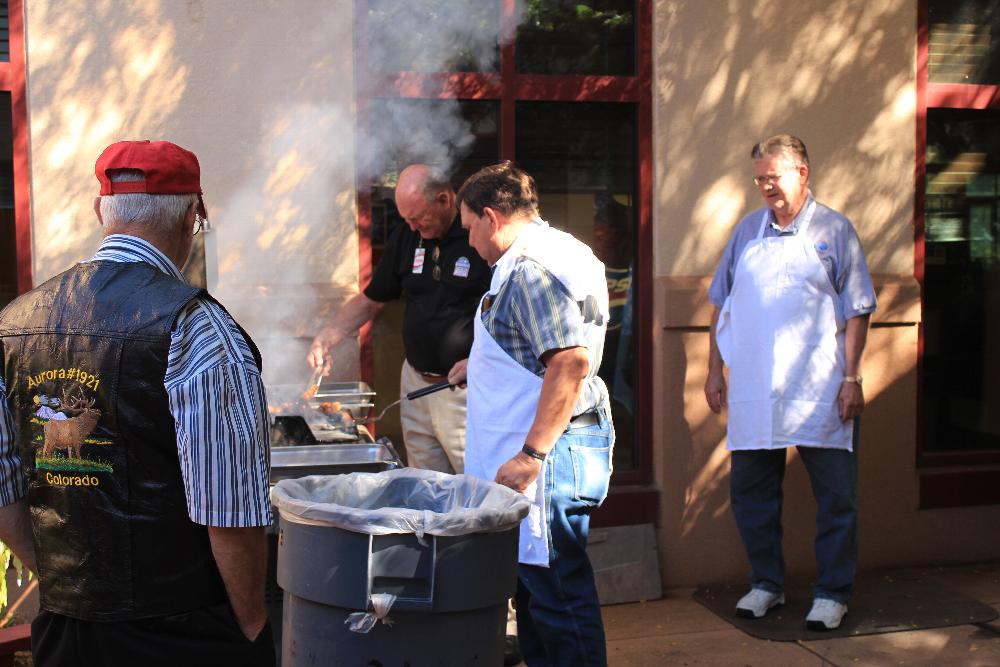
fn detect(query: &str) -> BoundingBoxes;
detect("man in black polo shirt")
[308,164,490,473]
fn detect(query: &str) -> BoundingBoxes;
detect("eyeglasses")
[194,214,206,235]
[753,168,800,187]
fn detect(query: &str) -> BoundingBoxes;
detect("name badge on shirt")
[412,247,425,274]
[454,256,471,278]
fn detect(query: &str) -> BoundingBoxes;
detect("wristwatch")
[842,375,863,385]
[521,444,547,461]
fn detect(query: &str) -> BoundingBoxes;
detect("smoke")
[208,1,523,389]
[358,98,477,188]
[366,0,506,75]
[357,0,520,183]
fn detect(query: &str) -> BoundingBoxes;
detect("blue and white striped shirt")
[0,235,272,527]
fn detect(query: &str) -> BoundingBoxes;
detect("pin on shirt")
[454,256,471,278]
[412,247,425,274]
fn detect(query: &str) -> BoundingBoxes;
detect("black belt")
[567,411,600,429]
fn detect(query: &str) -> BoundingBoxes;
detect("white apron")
[716,202,852,451]
[466,222,609,566]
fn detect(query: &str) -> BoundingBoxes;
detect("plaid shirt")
[481,222,607,416]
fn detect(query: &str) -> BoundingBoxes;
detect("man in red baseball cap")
[0,140,274,665]
[96,139,210,217]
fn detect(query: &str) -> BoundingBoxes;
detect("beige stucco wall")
[24,0,361,384]
[20,0,1000,591]
[653,0,1000,589]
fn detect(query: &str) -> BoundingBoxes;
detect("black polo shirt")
[364,216,491,374]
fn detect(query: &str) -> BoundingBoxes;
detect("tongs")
[302,364,325,400]
[370,381,453,423]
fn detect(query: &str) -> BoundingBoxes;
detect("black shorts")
[31,603,275,667]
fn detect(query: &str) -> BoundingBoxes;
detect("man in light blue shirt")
[705,134,876,631]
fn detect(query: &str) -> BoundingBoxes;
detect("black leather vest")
[0,260,262,620]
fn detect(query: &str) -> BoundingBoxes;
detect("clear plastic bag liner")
[345,593,397,633]
[270,468,531,537]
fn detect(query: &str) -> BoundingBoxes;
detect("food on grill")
[302,366,325,400]
[268,399,309,416]
[265,382,374,443]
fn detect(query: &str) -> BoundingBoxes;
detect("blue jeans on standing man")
[729,420,860,603]
[515,404,614,667]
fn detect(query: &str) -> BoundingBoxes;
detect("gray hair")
[750,134,810,169]
[99,170,197,233]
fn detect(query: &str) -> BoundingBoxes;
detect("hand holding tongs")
[370,381,452,423]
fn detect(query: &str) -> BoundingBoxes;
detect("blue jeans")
[515,406,613,667]
[730,420,859,603]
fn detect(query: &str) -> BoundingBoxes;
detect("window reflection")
[0,1,8,63]
[367,0,500,73]
[516,0,635,75]
[924,108,1000,452]
[928,0,1000,85]
[0,92,15,307]
[516,101,637,469]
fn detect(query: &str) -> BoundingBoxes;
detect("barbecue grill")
[267,380,377,446]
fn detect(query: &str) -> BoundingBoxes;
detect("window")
[928,1,1000,85]
[0,0,28,310]
[515,101,638,467]
[357,0,653,504]
[367,99,500,256]
[0,91,15,307]
[366,0,501,73]
[923,109,1000,454]
[918,0,1000,507]
[516,0,635,75]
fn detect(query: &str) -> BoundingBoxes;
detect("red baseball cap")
[95,140,208,218]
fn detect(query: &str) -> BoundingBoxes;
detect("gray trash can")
[270,469,531,666]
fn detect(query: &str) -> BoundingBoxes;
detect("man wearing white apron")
[705,135,877,631]
[449,162,613,666]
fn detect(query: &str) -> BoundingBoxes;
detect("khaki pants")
[399,359,467,474]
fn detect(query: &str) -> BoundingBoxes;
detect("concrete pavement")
[601,563,1000,666]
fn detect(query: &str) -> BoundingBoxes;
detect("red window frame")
[2,0,30,296]
[915,0,1000,507]
[353,0,656,522]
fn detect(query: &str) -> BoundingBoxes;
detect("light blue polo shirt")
[708,194,878,320]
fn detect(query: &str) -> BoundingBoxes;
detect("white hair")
[99,170,197,233]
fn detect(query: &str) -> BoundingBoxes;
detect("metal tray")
[313,380,375,403]
[269,442,401,484]
[266,382,375,420]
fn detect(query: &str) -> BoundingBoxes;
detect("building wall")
[652,0,1000,588]
[21,0,1000,591]
[24,0,361,384]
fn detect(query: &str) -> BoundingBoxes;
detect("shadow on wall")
[655,0,916,278]
[658,319,927,587]
[25,1,361,383]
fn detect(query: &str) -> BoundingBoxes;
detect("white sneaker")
[735,588,785,618]
[806,598,847,630]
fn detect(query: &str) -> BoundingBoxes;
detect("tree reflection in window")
[516,0,635,75]
[367,0,501,73]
